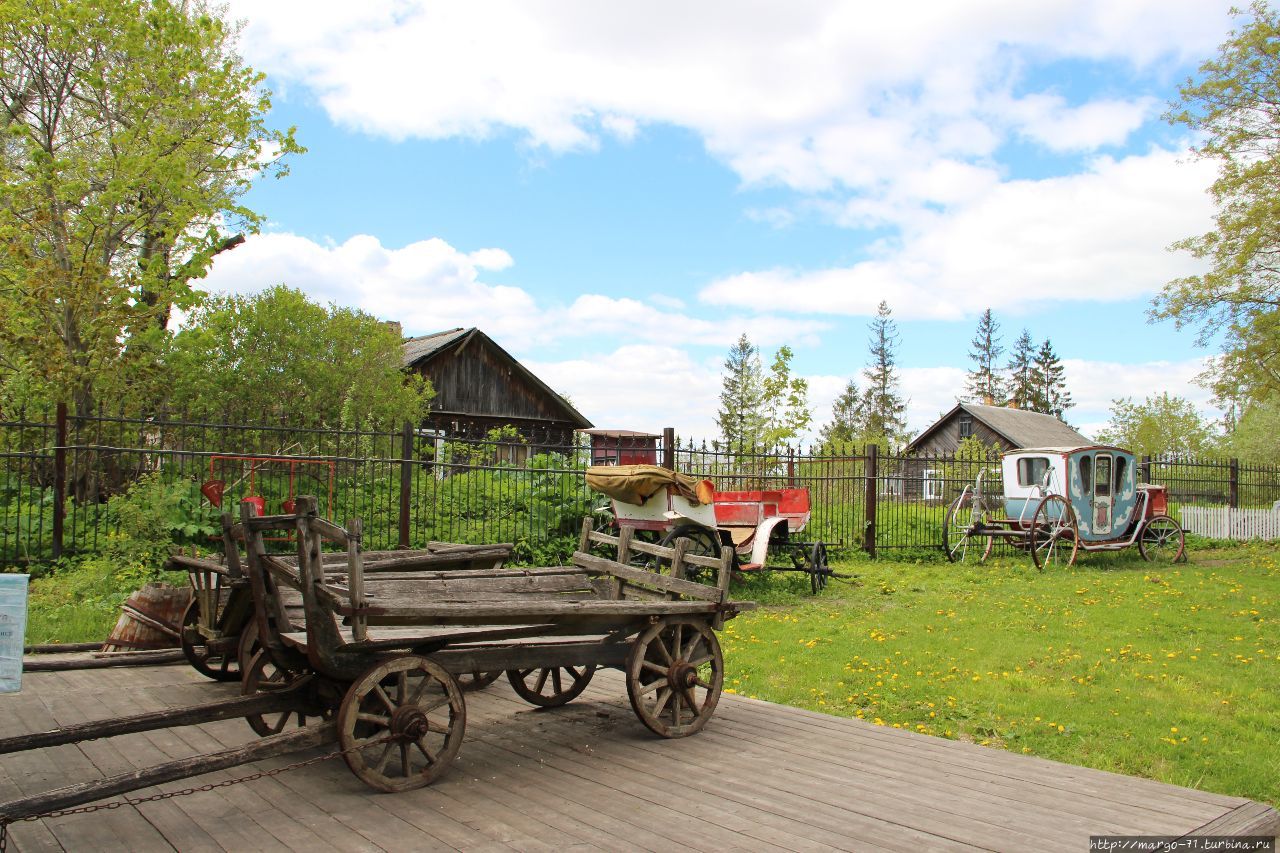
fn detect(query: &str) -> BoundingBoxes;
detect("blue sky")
[205,1,1240,441]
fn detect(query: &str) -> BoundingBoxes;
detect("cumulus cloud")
[199,232,827,351]
[227,0,1230,195]
[700,149,1217,320]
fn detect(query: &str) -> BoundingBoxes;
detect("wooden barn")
[892,403,1089,501]
[402,327,592,444]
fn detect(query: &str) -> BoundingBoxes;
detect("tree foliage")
[715,333,766,449]
[0,0,300,415]
[964,309,1005,404]
[1156,1,1280,403]
[163,286,431,429]
[1032,339,1073,420]
[760,345,811,446]
[1005,329,1037,410]
[1096,393,1219,458]
[861,301,909,444]
[817,379,865,448]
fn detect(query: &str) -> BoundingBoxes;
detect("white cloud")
[700,148,1217,320]
[228,0,1231,194]
[199,232,828,351]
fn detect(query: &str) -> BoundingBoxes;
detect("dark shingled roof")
[400,327,470,368]
[906,402,1088,453]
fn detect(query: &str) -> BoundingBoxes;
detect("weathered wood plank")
[572,552,723,602]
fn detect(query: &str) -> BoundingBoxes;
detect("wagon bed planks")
[3,664,1275,852]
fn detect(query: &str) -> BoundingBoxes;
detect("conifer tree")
[965,309,1005,404]
[1033,339,1073,419]
[817,379,865,447]
[715,333,766,449]
[1006,329,1037,409]
[861,301,909,443]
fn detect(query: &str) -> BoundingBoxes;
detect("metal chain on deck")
[0,736,390,852]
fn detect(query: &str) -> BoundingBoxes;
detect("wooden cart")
[236,496,753,792]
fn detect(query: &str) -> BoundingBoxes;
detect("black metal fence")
[1,407,1277,566]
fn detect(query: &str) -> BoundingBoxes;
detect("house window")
[1017,457,1050,487]
[958,414,974,439]
[922,468,942,501]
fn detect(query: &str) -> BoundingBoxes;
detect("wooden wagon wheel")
[627,617,723,738]
[506,665,596,706]
[1029,495,1079,571]
[658,524,721,582]
[236,618,261,675]
[337,655,466,793]
[456,670,503,691]
[180,598,240,682]
[240,649,329,736]
[1138,515,1185,563]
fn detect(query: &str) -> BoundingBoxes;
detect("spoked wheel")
[181,598,240,682]
[237,618,261,675]
[241,649,328,736]
[658,524,722,581]
[1138,515,1185,563]
[1029,495,1079,571]
[626,617,724,738]
[506,665,596,707]
[807,542,829,594]
[337,655,466,793]
[456,670,503,692]
[942,490,979,563]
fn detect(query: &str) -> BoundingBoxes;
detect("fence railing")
[2,408,1278,566]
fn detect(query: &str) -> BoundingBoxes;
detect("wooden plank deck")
[1,661,1275,852]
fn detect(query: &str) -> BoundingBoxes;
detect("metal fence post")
[1229,457,1239,509]
[662,427,675,470]
[864,443,877,558]
[52,403,67,560]
[1140,455,1151,485]
[399,422,413,549]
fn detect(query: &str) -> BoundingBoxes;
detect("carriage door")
[1092,453,1113,535]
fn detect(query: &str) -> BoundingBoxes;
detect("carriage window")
[1114,456,1127,493]
[1080,457,1092,494]
[1095,455,1112,497]
[1017,457,1049,487]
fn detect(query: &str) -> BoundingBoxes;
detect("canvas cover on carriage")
[585,465,707,506]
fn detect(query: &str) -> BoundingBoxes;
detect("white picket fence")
[1180,504,1280,541]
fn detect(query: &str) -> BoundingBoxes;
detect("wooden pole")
[0,722,336,822]
[864,443,878,559]
[662,427,675,470]
[1229,457,1239,508]
[51,402,67,560]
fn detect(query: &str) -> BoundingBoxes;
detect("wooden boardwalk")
[1,661,1275,852]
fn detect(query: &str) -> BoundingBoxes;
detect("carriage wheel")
[241,649,329,736]
[236,618,261,675]
[942,490,978,563]
[506,665,596,706]
[659,525,721,582]
[1030,495,1079,571]
[979,535,996,562]
[808,542,829,594]
[1138,515,1185,563]
[627,617,723,738]
[337,655,466,792]
[456,670,503,691]
[180,599,240,682]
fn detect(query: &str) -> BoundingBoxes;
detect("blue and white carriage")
[943,444,1185,568]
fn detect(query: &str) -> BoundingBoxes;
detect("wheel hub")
[390,705,431,740]
[667,661,698,691]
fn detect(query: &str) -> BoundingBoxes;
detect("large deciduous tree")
[0,0,300,415]
[1156,2,1280,404]
[760,345,811,446]
[1096,393,1218,458]
[163,286,431,429]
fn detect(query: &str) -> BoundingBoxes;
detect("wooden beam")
[0,723,337,822]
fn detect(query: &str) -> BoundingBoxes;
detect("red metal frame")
[205,456,337,540]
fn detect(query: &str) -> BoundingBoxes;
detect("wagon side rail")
[575,518,733,604]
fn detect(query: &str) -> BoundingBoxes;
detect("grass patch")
[721,542,1280,808]
[21,560,186,645]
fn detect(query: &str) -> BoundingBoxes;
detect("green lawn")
[721,543,1280,808]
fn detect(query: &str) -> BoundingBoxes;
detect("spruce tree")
[861,301,909,443]
[715,333,766,449]
[964,308,1005,404]
[817,379,865,447]
[1006,329,1037,409]
[1034,339,1073,420]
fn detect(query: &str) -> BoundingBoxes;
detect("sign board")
[0,574,28,694]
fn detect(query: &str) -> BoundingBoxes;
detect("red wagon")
[586,466,840,593]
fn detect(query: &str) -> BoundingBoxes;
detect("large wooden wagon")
[235,495,754,791]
